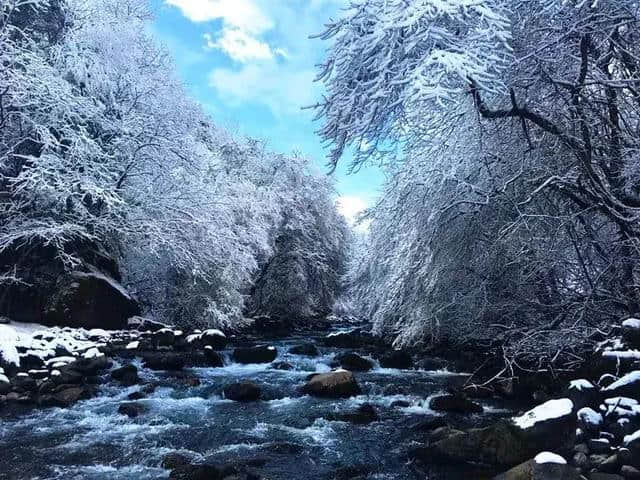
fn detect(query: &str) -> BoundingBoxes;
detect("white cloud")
[165,0,272,33]
[208,64,317,116]
[337,195,370,232]
[204,28,273,62]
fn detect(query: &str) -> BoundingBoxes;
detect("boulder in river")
[232,345,277,364]
[223,381,261,402]
[143,353,185,371]
[39,385,93,408]
[118,402,147,418]
[169,463,222,480]
[45,271,140,330]
[289,343,319,356]
[335,352,373,372]
[199,329,228,350]
[203,347,224,367]
[162,452,190,470]
[322,330,375,349]
[111,364,139,386]
[328,403,378,424]
[379,350,413,369]
[429,393,483,414]
[302,370,361,398]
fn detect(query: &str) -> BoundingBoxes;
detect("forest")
[1,1,640,479]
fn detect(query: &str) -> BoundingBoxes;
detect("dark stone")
[301,370,361,398]
[271,361,294,370]
[494,457,582,480]
[261,442,304,455]
[169,464,221,480]
[429,394,483,414]
[127,390,146,401]
[289,343,319,356]
[19,353,45,370]
[10,375,37,393]
[411,417,448,432]
[162,452,190,470]
[415,357,448,371]
[334,465,371,480]
[390,400,411,408]
[232,346,277,364]
[143,353,185,371]
[379,350,413,369]
[200,330,228,350]
[336,352,373,372]
[322,330,375,349]
[39,385,93,408]
[203,348,224,367]
[602,371,640,399]
[111,364,139,386]
[223,381,261,402]
[45,271,140,329]
[118,402,147,418]
[328,403,378,424]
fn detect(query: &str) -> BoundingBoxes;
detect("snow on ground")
[534,452,566,464]
[601,350,640,360]
[577,407,602,427]
[624,429,640,446]
[0,321,115,368]
[512,398,574,430]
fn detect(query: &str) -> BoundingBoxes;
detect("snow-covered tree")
[317,0,640,371]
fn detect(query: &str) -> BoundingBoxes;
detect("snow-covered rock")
[512,399,574,430]
[623,318,640,347]
[534,452,566,464]
[602,370,640,399]
[577,407,603,433]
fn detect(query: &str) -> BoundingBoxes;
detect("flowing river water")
[0,333,517,479]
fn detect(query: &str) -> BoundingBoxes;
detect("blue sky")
[149,0,384,226]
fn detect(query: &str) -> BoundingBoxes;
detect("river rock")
[162,452,190,470]
[494,452,581,480]
[322,330,373,349]
[622,319,640,348]
[379,350,413,369]
[169,463,221,480]
[203,347,224,367]
[45,271,140,329]
[567,379,599,410]
[111,364,139,386]
[143,353,185,371]
[289,343,319,356]
[602,371,640,399]
[39,385,92,408]
[199,329,227,350]
[224,381,261,402]
[118,402,147,418]
[232,346,277,364]
[424,399,576,468]
[302,370,361,398]
[335,352,373,372]
[429,393,483,414]
[327,403,378,424]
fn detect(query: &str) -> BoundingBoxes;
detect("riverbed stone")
[224,381,261,402]
[232,346,277,364]
[379,350,413,369]
[302,370,361,398]
[289,343,319,356]
[118,402,147,418]
[169,463,222,480]
[335,352,373,372]
[143,353,185,371]
[111,364,139,385]
[429,393,483,414]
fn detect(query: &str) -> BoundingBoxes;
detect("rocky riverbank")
[1,316,638,479]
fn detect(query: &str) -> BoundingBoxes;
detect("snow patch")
[534,452,566,465]
[512,399,574,430]
[569,379,594,391]
[603,371,640,392]
[623,318,640,329]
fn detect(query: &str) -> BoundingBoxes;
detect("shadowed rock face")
[45,271,140,330]
[494,458,582,480]
[416,410,576,470]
